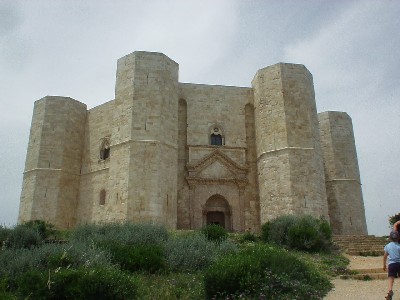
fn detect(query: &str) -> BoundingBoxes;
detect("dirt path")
[325,255,394,299]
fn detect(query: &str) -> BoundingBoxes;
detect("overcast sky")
[1,0,399,235]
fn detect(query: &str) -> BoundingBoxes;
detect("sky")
[1,0,399,236]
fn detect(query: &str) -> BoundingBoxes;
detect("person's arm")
[384,251,388,271]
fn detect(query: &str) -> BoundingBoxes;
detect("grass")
[294,250,350,277]
[135,272,205,299]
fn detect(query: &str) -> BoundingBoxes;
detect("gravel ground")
[325,254,395,299]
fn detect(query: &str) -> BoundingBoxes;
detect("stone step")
[344,246,384,251]
[335,244,386,249]
[334,240,387,245]
[332,235,387,257]
[340,268,387,280]
[347,250,382,256]
[340,273,387,280]
[333,235,387,242]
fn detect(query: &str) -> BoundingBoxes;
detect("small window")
[211,134,222,145]
[209,126,224,146]
[100,138,110,160]
[99,189,106,205]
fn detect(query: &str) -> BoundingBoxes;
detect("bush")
[204,244,332,299]
[261,215,332,252]
[261,215,296,246]
[1,225,43,249]
[288,217,332,252]
[71,222,168,246]
[0,243,115,285]
[240,231,258,243]
[16,268,137,299]
[0,277,15,300]
[0,226,10,247]
[389,212,400,226]
[21,220,55,239]
[201,224,228,243]
[164,232,237,272]
[102,242,165,273]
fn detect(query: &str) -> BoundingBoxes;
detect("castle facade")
[18,51,368,234]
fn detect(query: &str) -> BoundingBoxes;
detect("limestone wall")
[77,100,119,224]
[19,96,87,228]
[177,84,259,231]
[179,83,252,147]
[318,111,367,234]
[252,63,329,224]
[111,52,179,228]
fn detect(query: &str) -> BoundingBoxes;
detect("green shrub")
[288,217,332,252]
[261,221,270,242]
[21,220,55,239]
[2,225,43,249]
[261,215,332,252]
[0,277,15,300]
[164,232,237,272]
[261,215,296,246]
[0,226,10,247]
[16,268,137,299]
[102,242,165,273]
[200,224,228,243]
[0,243,114,284]
[204,244,332,299]
[71,222,168,246]
[240,231,258,243]
[389,212,400,226]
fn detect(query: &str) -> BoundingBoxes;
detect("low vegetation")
[389,212,400,226]
[0,217,347,299]
[261,215,332,253]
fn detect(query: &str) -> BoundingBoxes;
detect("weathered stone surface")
[18,51,367,234]
[318,111,368,234]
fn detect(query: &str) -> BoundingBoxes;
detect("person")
[383,231,400,300]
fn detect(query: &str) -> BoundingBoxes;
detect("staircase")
[333,235,388,280]
[333,235,387,256]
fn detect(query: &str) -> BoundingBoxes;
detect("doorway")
[204,194,231,230]
[207,211,225,227]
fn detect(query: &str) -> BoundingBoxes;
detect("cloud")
[284,1,400,109]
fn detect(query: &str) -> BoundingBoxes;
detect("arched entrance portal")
[204,194,231,230]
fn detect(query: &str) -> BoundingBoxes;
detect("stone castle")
[19,51,368,234]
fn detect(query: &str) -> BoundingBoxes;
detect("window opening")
[100,138,110,160]
[99,189,106,205]
[211,134,222,145]
[210,126,224,146]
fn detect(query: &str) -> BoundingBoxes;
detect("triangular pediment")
[187,149,247,179]
[198,160,235,179]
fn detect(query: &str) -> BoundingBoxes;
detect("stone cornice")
[187,144,246,150]
[257,146,314,161]
[186,176,248,186]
